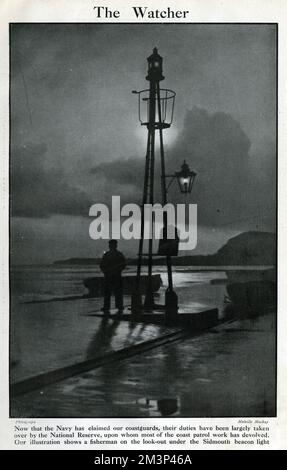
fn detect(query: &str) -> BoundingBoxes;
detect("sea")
[10,263,274,306]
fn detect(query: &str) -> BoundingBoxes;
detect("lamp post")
[131,48,196,318]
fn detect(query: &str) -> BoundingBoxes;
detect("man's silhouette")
[100,240,126,313]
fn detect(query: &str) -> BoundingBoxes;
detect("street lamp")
[160,160,197,258]
[131,48,196,320]
[166,160,197,195]
[175,161,197,194]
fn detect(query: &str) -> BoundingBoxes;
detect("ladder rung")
[138,253,166,257]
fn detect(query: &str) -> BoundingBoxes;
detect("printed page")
[0,0,286,451]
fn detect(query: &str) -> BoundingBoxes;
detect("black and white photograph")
[8,21,277,422]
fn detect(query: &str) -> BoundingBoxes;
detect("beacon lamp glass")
[176,161,197,194]
[146,47,164,81]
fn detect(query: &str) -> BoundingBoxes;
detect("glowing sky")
[10,24,276,264]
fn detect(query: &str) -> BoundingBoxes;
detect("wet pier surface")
[11,313,276,418]
[10,296,181,384]
[10,277,223,385]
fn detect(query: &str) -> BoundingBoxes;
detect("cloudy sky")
[10,23,277,264]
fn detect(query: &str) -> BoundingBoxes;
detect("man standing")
[100,240,126,314]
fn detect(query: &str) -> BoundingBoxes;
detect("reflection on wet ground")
[10,266,276,417]
[10,269,229,383]
[10,296,179,383]
[11,313,276,418]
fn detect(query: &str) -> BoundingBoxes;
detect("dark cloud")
[10,107,276,231]
[11,143,92,218]
[89,107,276,230]
[90,156,145,204]
[167,108,275,229]
[91,156,143,185]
